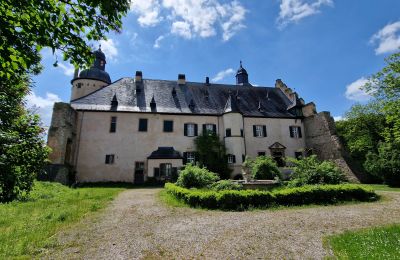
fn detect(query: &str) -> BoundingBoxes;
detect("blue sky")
[29,0,400,128]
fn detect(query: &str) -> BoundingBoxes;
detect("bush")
[287,155,347,187]
[243,156,282,180]
[209,180,243,191]
[364,142,400,187]
[175,164,219,189]
[165,183,378,211]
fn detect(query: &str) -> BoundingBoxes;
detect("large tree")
[0,0,130,202]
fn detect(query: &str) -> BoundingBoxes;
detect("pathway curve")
[44,188,400,259]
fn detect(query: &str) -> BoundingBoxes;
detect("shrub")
[287,155,347,187]
[175,164,219,189]
[243,156,282,180]
[209,180,243,191]
[165,183,378,211]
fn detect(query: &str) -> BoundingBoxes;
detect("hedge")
[164,183,379,210]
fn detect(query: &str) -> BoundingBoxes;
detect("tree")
[0,0,130,202]
[194,132,232,179]
[243,156,282,180]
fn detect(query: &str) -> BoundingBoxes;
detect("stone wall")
[304,111,359,182]
[46,102,77,183]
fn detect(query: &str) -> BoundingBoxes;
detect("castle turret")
[70,45,111,101]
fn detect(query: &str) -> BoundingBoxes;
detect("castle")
[46,47,358,184]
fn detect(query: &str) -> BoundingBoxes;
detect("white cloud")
[370,21,400,55]
[99,39,118,62]
[57,62,75,76]
[211,68,235,82]
[25,92,62,128]
[130,0,246,41]
[153,35,166,48]
[130,0,163,26]
[345,77,371,102]
[333,116,343,121]
[277,0,333,28]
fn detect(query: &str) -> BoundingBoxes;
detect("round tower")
[235,61,249,85]
[70,45,111,101]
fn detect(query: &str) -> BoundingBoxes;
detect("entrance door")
[271,150,285,167]
[134,162,145,184]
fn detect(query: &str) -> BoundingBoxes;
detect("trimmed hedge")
[164,183,379,210]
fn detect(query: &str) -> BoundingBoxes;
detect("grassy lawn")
[365,184,400,192]
[0,181,126,259]
[327,224,400,259]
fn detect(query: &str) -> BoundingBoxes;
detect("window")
[110,117,117,133]
[258,151,266,156]
[160,163,172,179]
[138,118,148,132]
[227,154,236,164]
[77,83,82,88]
[289,126,302,138]
[226,128,231,137]
[163,120,173,132]
[105,154,115,164]
[203,124,216,135]
[187,152,196,164]
[184,123,198,136]
[295,152,303,159]
[253,125,267,137]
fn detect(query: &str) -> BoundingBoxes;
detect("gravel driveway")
[44,188,400,259]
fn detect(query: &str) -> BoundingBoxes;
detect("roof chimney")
[178,74,186,85]
[205,77,210,85]
[135,71,143,83]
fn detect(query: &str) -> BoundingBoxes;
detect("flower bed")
[165,183,379,210]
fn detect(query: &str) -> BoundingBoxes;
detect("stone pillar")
[303,111,359,183]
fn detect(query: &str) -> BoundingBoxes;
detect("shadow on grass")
[74,182,164,189]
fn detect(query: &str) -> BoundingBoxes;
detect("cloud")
[153,35,166,48]
[57,63,75,76]
[345,77,371,102]
[130,0,163,26]
[25,92,62,128]
[277,0,333,28]
[130,0,246,41]
[211,68,235,82]
[370,21,400,55]
[333,116,343,121]
[99,39,118,62]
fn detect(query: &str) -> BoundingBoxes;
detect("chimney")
[135,71,143,82]
[178,74,186,85]
[205,77,210,85]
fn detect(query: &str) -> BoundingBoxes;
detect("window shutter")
[263,125,267,137]
[202,124,206,133]
[184,124,188,136]
[212,124,217,134]
[253,125,257,137]
[298,127,302,138]
[183,152,187,164]
[194,124,198,136]
[154,167,160,178]
[233,155,236,163]
[105,155,109,164]
[289,126,294,137]
[172,167,178,181]
[194,152,199,163]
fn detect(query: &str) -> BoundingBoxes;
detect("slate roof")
[147,147,182,159]
[71,78,301,118]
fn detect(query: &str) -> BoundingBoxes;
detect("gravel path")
[44,188,400,259]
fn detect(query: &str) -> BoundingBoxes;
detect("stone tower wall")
[304,111,359,182]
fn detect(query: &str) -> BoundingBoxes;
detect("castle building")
[46,47,358,184]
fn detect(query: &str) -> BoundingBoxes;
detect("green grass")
[363,184,400,192]
[0,181,125,259]
[158,189,190,208]
[327,224,400,259]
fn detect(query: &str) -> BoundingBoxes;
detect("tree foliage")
[194,132,232,179]
[0,0,130,202]
[243,156,282,180]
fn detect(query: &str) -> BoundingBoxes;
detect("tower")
[70,45,111,100]
[235,61,249,85]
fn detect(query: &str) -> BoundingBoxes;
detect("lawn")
[0,181,126,259]
[365,184,400,192]
[327,224,400,259]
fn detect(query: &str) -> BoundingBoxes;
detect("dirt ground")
[43,188,400,259]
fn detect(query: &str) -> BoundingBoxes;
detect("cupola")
[77,45,111,84]
[235,61,249,85]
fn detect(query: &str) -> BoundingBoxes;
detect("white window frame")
[205,124,214,132]
[255,125,264,137]
[228,154,234,164]
[186,152,195,164]
[291,126,301,138]
[187,123,195,137]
